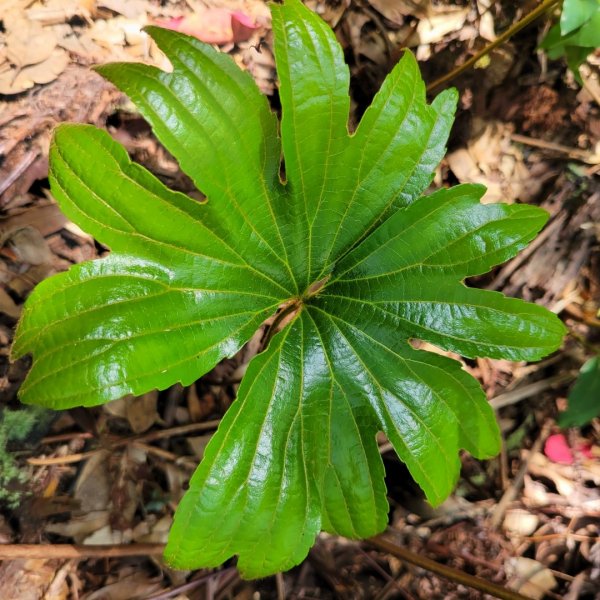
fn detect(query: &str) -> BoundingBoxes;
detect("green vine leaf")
[13,0,566,578]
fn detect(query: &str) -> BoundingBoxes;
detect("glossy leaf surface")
[14,0,566,578]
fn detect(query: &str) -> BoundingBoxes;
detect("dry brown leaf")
[0,48,69,94]
[25,0,95,26]
[5,21,58,68]
[126,391,158,434]
[187,433,212,459]
[1,204,67,238]
[97,0,147,19]
[132,514,172,544]
[83,572,162,600]
[4,226,53,265]
[88,18,126,48]
[304,0,349,27]
[446,120,543,203]
[367,0,430,24]
[477,0,496,41]
[0,559,67,600]
[0,287,21,319]
[74,450,110,512]
[409,7,468,45]
[83,524,128,545]
[45,511,110,542]
[503,508,540,536]
[505,557,557,599]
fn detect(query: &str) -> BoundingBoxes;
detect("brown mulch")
[1,1,599,599]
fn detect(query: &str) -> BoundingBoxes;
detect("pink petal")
[544,433,574,465]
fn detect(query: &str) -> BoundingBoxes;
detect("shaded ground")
[0,0,599,598]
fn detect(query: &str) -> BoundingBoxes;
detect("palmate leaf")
[13,0,566,578]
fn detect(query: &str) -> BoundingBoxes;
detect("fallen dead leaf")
[446,120,546,203]
[5,21,58,68]
[477,0,496,41]
[83,572,162,600]
[0,559,67,600]
[97,0,147,20]
[505,557,557,599]
[503,508,540,536]
[0,287,21,319]
[4,226,53,265]
[409,7,468,45]
[304,0,349,28]
[46,511,111,543]
[367,0,430,24]
[0,49,69,95]
[126,391,159,434]
[25,0,94,26]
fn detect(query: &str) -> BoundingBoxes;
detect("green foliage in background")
[559,355,600,427]
[13,0,565,578]
[540,0,600,81]
[0,406,45,507]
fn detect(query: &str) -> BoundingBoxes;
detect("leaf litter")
[0,0,599,598]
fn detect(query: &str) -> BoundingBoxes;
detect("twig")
[0,543,165,560]
[427,0,562,92]
[490,372,575,410]
[126,419,221,445]
[28,420,222,466]
[27,450,101,466]
[490,421,553,529]
[368,531,531,600]
[41,432,94,444]
[511,133,599,164]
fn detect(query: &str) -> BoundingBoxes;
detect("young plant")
[13,0,565,578]
[540,0,600,81]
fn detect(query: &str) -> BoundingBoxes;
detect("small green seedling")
[13,0,565,578]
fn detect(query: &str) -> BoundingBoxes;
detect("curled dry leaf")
[0,49,69,95]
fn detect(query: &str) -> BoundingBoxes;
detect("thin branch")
[368,531,531,600]
[28,420,223,466]
[0,543,165,560]
[490,372,575,410]
[427,0,562,93]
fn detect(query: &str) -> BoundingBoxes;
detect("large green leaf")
[13,125,287,407]
[14,0,566,578]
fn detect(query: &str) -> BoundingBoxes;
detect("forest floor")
[0,0,599,598]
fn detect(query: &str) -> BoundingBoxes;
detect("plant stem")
[427,0,562,92]
[369,532,531,600]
